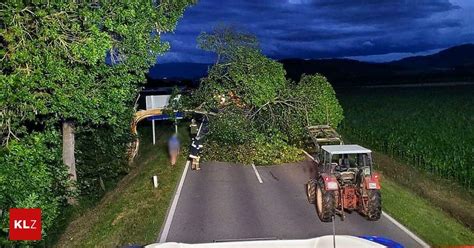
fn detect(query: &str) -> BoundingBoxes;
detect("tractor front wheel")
[366,189,382,221]
[316,178,336,222]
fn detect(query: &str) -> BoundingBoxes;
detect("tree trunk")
[62,121,77,205]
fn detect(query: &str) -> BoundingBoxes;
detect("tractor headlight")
[327,181,338,190]
[368,182,377,189]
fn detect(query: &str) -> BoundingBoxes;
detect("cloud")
[363,41,374,47]
[158,0,474,63]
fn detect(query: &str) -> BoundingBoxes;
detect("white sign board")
[146,95,171,110]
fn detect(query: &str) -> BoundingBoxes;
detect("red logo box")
[9,208,42,241]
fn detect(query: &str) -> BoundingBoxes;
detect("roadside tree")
[0,0,194,243]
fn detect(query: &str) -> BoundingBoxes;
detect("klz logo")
[9,208,42,241]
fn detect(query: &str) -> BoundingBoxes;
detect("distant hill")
[282,44,474,86]
[281,58,405,87]
[147,44,474,87]
[389,44,474,69]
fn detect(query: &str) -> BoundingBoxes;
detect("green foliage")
[227,47,287,107]
[297,74,344,128]
[0,131,72,245]
[340,86,473,189]
[253,74,344,145]
[0,0,194,244]
[75,125,131,198]
[200,47,286,107]
[203,142,254,165]
[203,110,303,165]
[197,25,258,63]
[163,86,184,124]
[1,1,193,133]
[207,110,257,145]
[187,26,343,165]
[203,135,303,166]
[197,26,286,107]
[251,134,304,165]
[54,126,191,247]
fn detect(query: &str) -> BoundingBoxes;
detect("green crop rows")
[339,86,473,189]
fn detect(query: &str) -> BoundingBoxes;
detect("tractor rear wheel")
[316,178,336,222]
[306,179,317,204]
[366,189,381,221]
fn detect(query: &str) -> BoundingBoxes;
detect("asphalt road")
[163,161,424,247]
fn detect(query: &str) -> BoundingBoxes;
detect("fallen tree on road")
[182,26,344,165]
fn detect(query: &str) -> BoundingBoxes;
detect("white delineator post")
[152,119,156,145]
[153,175,159,188]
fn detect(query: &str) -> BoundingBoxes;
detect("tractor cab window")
[337,154,357,168]
[324,151,332,165]
[331,153,372,172]
[356,153,369,167]
[356,153,373,175]
[331,154,340,164]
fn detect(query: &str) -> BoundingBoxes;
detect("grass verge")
[373,152,473,229]
[55,125,189,247]
[372,149,474,246]
[382,176,474,246]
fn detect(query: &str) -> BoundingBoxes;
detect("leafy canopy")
[1,0,193,141]
[0,0,194,243]
[197,25,258,64]
[186,26,344,164]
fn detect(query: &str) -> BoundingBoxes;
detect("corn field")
[339,86,473,190]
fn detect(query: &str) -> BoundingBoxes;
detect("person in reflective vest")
[190,119,198,137]
[189,137,203,170]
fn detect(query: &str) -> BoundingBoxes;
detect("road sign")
[146,95,171,110]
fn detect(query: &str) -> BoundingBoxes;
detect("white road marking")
[252,163,263,184]
[382,211,430,248]
[158,160,190,243]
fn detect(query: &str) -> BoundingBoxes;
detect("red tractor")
[305,126,381,222]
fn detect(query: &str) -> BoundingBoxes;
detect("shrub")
[75,125,131,198]
[0,131,71,246]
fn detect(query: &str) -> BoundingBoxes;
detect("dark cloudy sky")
[159,0,474,63]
